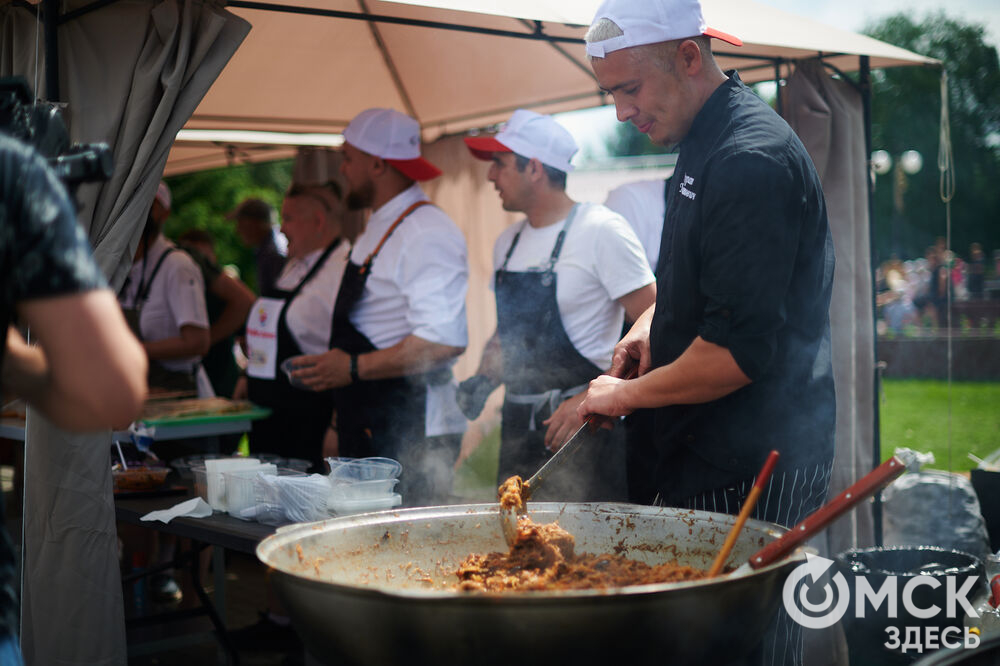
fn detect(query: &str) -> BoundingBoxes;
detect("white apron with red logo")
[245,297,285,380]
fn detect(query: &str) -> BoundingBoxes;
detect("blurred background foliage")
[163,158,294,293]
[865,12,1000,263]
[600,11,1000,264]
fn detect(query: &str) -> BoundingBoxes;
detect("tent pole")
[860,54,884,546]
[42,0,59,100]
[773,61,782,116]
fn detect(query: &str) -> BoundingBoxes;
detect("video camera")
[0,76,112,192]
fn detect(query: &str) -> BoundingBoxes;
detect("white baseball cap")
[342,108,441,181]
[585,0,742,59]
[463,109,578,174]
[154,181,171,210]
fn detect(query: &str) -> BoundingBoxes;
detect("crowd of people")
[2,0,851,664]
[876,239,997,333]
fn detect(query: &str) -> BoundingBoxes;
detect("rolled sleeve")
[398,227,469,348]
[593,214,655,300]
[165,254,209,330]
[697,151,801,380]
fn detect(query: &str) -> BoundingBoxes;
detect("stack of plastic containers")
[326,457,403,516]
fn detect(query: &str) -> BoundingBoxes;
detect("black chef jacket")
[644,71,836,505]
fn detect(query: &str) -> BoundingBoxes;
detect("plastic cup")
[281,356,314,390]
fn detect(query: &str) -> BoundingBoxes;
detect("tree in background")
[163,158,294,292]
[599,13,1000,268]
[865,13,1000,263]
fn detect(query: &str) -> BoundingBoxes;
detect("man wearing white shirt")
[458,109,655,501]
[119,182,212,397]
[604,177,671,273]
[241,183,350,471]
[295,108,468,506]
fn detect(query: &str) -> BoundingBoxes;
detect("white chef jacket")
[348,183,468,350]
[347,184,469,436]
[119,234,209,374]
[604,179,668,273]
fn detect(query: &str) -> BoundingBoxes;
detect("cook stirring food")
[457,109,654,502]
[292,108,469,507]
[577,1,836,664]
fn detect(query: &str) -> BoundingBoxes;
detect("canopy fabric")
[396,0,939,70]
[2,2,249,663]
[783,59,876,557]
[164,0,938,174]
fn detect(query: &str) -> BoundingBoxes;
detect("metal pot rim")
[257,501,803,600]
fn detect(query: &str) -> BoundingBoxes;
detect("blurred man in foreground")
[0,132,146,664]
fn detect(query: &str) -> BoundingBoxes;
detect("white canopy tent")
[162,0,936,174]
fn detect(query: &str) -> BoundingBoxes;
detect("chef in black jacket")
[578,2,836,665]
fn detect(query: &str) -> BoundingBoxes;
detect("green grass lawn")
[879,379,1000,471]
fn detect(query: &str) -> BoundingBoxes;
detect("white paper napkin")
[141,497,213,524]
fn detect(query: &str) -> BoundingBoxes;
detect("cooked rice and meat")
[455,476,707,592]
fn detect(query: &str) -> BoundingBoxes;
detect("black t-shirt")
[645,72,836,504]
[0,133,107,637]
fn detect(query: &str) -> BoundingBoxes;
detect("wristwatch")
[350,354,360,384]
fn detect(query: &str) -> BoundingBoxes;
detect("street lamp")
[871,149,923,257]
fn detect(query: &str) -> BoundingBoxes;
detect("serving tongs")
[499,367,638,547]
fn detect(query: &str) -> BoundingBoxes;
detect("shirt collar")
[281,246,324,278]
[145,234,174,264]
[367,183,428,231]
[681,70,744,152]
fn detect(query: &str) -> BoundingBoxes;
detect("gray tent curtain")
[1,2,249,663]
[783,59,875,557]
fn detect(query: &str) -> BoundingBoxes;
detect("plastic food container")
[328,493,402,517]
[325,457,402,483]
[224,465,278,517]
[249,469,317,523]
[284,458,312,474]
[174,453,222,482]
[113,467,170,492]
[328,478,399,502]
[170,458,193,480]
[192,464,208,502]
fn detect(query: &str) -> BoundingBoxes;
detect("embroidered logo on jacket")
[679,174,697,200]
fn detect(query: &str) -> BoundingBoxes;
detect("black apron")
[624,177,672,503]
[119,246,198,395]
[247,240,341,471]
[495,205,626,502]
[331,201,447,476]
